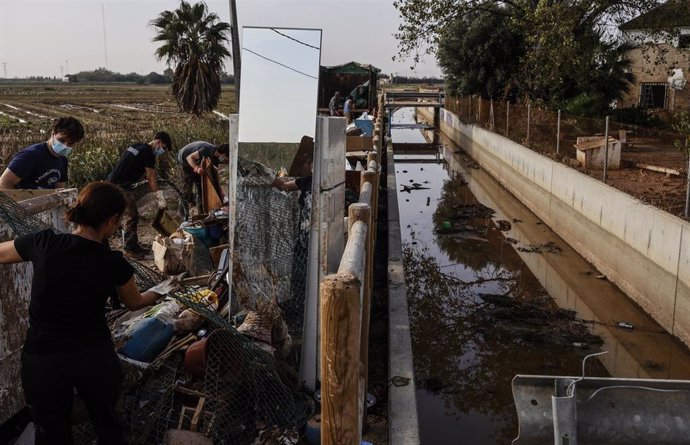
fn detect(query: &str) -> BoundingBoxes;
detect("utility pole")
[65,60,69,75]
[2,62,7,79]
[102,3,109,69]
[228,0,241,109]
[60,66,64,77]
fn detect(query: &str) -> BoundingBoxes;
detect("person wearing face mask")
[106,131,172,258]
[176,141,229,216]
[0,182,164,444]
[0,116,84,190]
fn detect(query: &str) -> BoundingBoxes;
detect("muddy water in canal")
[391,108,690,444]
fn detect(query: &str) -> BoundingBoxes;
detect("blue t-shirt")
[7,142,68,189]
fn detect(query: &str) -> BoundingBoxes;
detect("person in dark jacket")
[0,181,164,444]
[106,131,172,257]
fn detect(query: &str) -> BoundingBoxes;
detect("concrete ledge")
[421,106,690,348]
[386,136,421,445]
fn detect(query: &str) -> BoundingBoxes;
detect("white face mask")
[52,135,73,157]
[218,155,227,162]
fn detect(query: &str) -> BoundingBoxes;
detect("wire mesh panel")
[0,160,313,444]
[233,157,310,336]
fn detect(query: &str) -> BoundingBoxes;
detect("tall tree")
[436,5,525,99]
[151,1,231,116]
[394,0,660,101]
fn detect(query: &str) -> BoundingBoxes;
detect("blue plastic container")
[354,118,374,137]
[120,317,174,363]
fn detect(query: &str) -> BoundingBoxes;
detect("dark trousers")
[21,343,125,445]
[180,167,201,213]
[122,186,149,250]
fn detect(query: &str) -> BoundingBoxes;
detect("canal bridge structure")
[384,90,444,137]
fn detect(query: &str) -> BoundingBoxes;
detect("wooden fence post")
[349,198,373,426]
[320,274,363,445]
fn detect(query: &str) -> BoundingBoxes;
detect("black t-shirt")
[14,229,134,354]
[107,143,155,186]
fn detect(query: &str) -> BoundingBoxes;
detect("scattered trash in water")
[402,170,408,173]
[512,218,522,223]
[506,237,518,244]
[401,184,430,193]
[617,321,634,330]
[391,376,411,387]
[426,197,431,206]
[596,274,606,280]
[496,220,512,231]
[517,241,562,254]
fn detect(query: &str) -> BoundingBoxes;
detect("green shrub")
[612,106,666,128]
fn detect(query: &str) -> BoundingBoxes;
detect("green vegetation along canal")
[391,107,690,444]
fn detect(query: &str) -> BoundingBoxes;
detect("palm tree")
[151,1,231,116]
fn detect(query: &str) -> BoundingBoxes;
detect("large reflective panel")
[233,27,321,354]
[239,27,321,169]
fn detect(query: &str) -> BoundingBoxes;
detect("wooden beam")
[633,163,681,176]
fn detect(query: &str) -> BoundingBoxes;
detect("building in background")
[619,0,690,116]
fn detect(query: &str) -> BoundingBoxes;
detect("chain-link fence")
[446,95,685,164]
[443,95,689,217]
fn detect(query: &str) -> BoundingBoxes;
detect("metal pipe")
[527,102,531,145]
[556,109,561,155]
[506,102,510,136]
[603,116,609,183]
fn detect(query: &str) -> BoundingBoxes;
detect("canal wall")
[419,106,690,349]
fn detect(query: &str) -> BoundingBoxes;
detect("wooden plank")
[346,136,373,152]
[633,163,681,176]
[200,158,222,213]
[574,137,617,151]
[288,135,314,177]
[0,189,54,201]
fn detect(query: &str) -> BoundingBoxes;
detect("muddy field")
[0,83,236,185]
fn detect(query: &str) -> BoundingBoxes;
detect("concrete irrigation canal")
[389,106,690,444]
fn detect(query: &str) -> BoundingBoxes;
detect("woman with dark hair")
[0,181,163,444]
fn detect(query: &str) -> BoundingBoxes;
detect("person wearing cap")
[176,141,228,215]
[0,116,84,190]
[106,131,172,258]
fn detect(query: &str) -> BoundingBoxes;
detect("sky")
[0,0,441,79]
[238,27,321,143]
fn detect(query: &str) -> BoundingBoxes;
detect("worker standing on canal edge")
[0,182,164,445]
[176,141,229,216]
[329,91,342,116]
[0,117,84,190]
[106,131,173,258]
[343,95,355,125]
